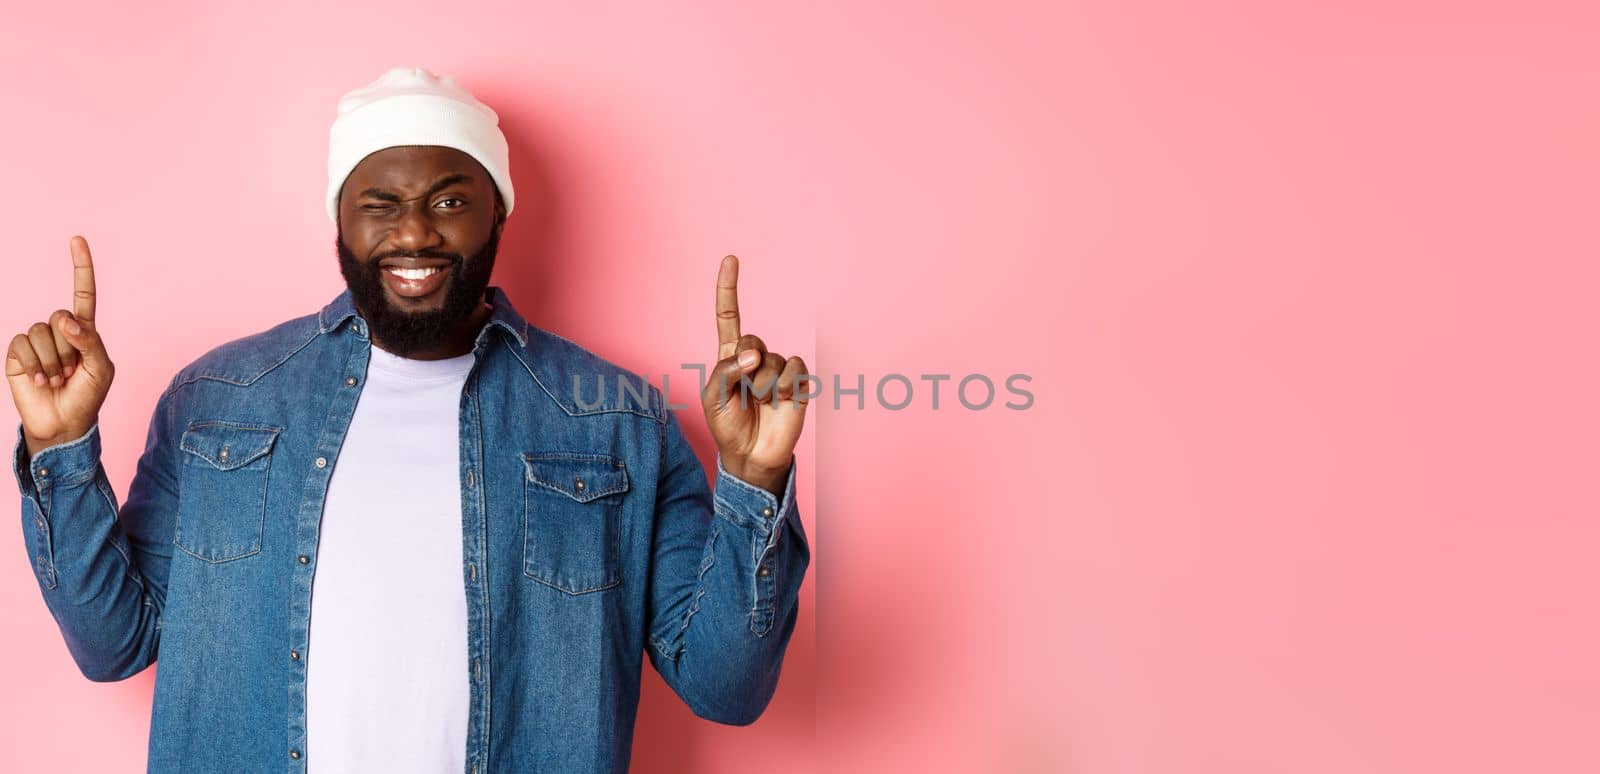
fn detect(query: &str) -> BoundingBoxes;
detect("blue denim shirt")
[11,285,810,773]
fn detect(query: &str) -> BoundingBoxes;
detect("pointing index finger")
[716,254,740,360]
[71,235,96,324]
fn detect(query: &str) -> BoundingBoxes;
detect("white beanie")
[326,66,514,224]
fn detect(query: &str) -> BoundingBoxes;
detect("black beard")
[335,227,499,358]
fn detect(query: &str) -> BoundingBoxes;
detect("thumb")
[57,314,112,381]
[703,350,762,413]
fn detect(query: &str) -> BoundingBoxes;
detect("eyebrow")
[358,173,475,203]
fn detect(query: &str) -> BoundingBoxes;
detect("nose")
[389,202,444,254]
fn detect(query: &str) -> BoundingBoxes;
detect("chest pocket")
[175,421,281,563]
[522,452,629,594]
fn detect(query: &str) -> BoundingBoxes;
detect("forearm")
[651,453,810,725]
[14,422,163,681]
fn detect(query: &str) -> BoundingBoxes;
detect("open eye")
[435,197,466,209]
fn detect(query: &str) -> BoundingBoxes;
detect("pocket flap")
[523,453,629,502]
[180,421,282,471]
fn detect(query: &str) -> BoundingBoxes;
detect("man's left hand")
[702,254,810,497]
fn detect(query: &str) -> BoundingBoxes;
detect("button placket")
[284,332,368,766]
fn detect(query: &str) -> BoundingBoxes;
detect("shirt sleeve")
[710,449,808,636]
[644,405,811,725]
[12,382,180,681]
[13,421,108,590]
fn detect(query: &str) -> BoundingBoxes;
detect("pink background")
[3,2,1598,772]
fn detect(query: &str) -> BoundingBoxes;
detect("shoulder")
[510,324,664,423]
[162,311,323,398]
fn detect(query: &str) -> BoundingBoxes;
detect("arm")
[645,407,811,725]
[7,235,170,680]
[12,380,180,682]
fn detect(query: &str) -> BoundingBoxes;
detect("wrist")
[25,424,92,458]
[720,453,791,497]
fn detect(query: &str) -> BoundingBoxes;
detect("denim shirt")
[11,285,810,773]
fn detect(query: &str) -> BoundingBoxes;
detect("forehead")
[346,145,490,190]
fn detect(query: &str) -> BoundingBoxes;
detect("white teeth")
[388,266,442,280]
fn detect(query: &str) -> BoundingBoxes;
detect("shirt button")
[289,749,301,760]
[761,506,774,517]
[345,376,357,386]
[314,457,327,468]
[290,650,300,660]
[297,555,310,565]
[218,447,229,460]
[36,467,48,478]
[758,565,771,578]
[574,478,586,492]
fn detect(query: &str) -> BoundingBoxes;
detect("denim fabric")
[12,286,810,773]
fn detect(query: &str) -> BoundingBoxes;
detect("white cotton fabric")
[305,342,475,773]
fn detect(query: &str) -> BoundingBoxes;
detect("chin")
[387,294,448,312]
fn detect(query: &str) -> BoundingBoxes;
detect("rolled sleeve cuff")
[13,422,103,499]
[713,452,800,551]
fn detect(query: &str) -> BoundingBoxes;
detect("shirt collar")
[317,285,530,350]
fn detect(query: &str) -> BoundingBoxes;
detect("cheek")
[341,226,383,257]
[443,226,492,255]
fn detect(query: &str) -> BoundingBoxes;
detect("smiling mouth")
[386,266,445,280]
[381,262,452,298]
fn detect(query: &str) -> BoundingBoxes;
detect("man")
[6,67,812,773]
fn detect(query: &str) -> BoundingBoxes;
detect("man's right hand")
[6,235,115,458]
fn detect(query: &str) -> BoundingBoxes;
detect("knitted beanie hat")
[326,66,514,224]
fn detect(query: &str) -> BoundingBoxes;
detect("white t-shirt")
[305,342,474,773]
